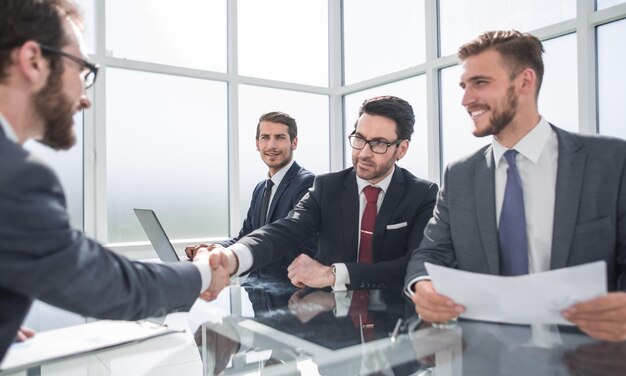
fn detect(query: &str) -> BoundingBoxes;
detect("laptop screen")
[133,208,181,262]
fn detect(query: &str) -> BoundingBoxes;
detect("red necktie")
[350,186,380,342]
[358,185,381,263]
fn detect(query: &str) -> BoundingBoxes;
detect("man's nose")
[78,93,91,110]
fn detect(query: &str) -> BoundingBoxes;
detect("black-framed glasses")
[348,134,404,154]
[39,44,99,89]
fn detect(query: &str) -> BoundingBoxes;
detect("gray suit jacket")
[406,125,626,291]
[0,126,202,362]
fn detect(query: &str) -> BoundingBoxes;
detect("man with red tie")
[203,95,438,292]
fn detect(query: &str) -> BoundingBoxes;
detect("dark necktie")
[359,185,381,264]
[258,179,274,228]
[350,186,380,342]
[498,150,529,276]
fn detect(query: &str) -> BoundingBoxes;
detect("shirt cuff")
[192,260,212,292]
[331,263,349,292]
[229,243,253,276]
[333,290,351,317]
[404,275,431,298]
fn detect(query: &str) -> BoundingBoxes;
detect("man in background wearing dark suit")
[186,111,316,281]
[405,30,626,342]
[0,0,228,362]
[204,95,438,292]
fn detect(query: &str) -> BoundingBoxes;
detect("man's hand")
[288,289,336,323]
[194,247,230,301]
[15,326,35,342]
[287,253,335,288]
[563,292,626,341]
[411,280,464,323]
[185,243,223,260]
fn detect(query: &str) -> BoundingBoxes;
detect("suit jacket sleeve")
[0,155,202,321]
[405,165,460,288]
[237,177,323,270]
[217,182,264,248]
[347,180,438,290]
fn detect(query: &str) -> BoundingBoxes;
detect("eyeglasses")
[38,44,99,89]
[348,134,404,154]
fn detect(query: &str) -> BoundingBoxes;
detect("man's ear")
[291,136,298,151]
[518,67,537,95]
[396,139,409,161]
[16,41,49,88]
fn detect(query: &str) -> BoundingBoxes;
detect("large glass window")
[75,0,95,54]
[597,0,626,10]
[105,0,227,71]
[597,19,626,139]
[343,0,426,85]
[440,34,579,169]
[538,34,578,133]
[238,0,328,86]
[343,77,429,179]
[106,69,228,243]
[238,85,329,221]
[439,0,576,57]
[440,65,492,168]
[24,113,84,230]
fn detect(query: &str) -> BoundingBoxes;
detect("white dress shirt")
[332,166,395,291]
[405,117,558,296]
[263,159,295,223]
[492,117,557,274]
[0,113,19,143]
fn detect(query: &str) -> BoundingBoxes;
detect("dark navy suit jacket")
[238,166,438,290]
[219,161,316,279]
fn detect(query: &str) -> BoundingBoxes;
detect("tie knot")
[363,185,381,204]
[503,149,518,168]
[266,179,274,189]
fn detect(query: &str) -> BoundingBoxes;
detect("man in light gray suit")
[0,0,228,362]
[405,30,626,342]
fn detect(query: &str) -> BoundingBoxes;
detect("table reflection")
[190,276,626,376]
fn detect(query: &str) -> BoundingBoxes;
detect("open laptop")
[133,208,189,262]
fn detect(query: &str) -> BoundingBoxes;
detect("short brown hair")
[458,30,544,97]
[256,112,298,142]
[0,0,82,83]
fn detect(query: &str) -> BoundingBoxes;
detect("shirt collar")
[356,165,395,195]
[492,116,551,167]
[0,112,19,143]
[268,159,295,187]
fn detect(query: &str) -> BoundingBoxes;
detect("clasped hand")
[187,244,230,301]
[287,253,335,288]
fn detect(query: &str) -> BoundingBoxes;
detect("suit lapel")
[550,126,585,270]
[341,170,360,262]
[267,162,300,220]
[475,146,500,274]
[251,183,265,230]
[373,167,403,260]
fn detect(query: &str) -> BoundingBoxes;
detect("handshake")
[186,244,240,301]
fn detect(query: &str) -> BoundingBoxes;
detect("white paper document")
[425,261,607,325]
[0,320,179,373]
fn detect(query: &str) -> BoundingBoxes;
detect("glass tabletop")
[191,276,626,376]
[3,275,626,375]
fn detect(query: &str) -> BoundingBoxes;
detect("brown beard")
[473,84,518,138]
[33,64,77,150]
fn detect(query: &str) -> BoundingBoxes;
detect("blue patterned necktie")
[498,150,529,276]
